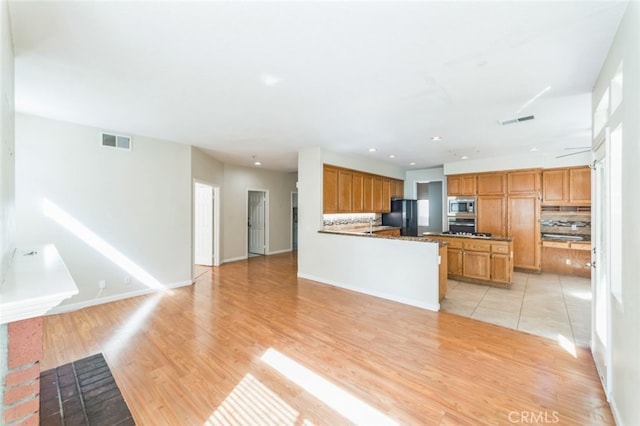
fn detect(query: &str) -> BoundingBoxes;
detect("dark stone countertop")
[318,229,446,246]
[422,232,513,242]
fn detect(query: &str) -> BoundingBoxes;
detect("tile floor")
[440,271,592,347]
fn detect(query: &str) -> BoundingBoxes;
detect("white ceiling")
[9,1,627,172]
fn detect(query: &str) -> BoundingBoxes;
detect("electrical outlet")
[571,224,578,231]
[124,275,132,285]
[565,259,572,265]
[98,280,106,289]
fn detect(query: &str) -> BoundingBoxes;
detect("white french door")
[194,182,214,266]
[248,191,266,255]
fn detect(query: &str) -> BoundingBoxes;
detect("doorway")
[248,190,268,256]
[416,181,444,234]
[193,181,221,276]
[291,192,298,251]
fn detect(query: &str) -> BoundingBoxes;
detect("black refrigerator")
[382,199,418,236]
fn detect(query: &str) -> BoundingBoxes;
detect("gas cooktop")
[442,231,492,239]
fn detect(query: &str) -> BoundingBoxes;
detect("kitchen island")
[311,228,445,311]
[424,233,514,287]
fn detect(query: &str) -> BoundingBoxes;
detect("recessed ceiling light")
[254,161,262,166]
[261,74,281,87]
[409,162,416,166]
[431,136,443,142]
[389,154,396,159]
[461,155,469,160]
[368,148,377,152]
[530,147,538,152]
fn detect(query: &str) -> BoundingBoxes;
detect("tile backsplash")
[323,213,381,229]
[540,213,591,239]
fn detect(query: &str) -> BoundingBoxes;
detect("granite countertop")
[422,232,513,242]
[318,229,446,246]
[541,233,591,243]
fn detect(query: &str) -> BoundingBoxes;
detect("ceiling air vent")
[101,132,131,150]
[498,115,535,126]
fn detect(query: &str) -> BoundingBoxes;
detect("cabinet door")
[337,170,353,212]
[372,176,383,212]
[463,251,491,280]
[352,173,364,212]
[323,165,339,213]
[382,178,391,213]
[461,175,477,195]
[569,167,591,204]
[477,196,507,237]
[491,253,511,284]
[542,169,568,203]
[391,179,404,199]
[508,194,541,271]
[477,173,505,195]
[447,248,463,276]
[439,245,448,302]
[447,176,461,196]
[508,170,541,194]
[363,175,373,212]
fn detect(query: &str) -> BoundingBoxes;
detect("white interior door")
[592,137,610,392]
[248,191,266,255]
[194,182,213,266]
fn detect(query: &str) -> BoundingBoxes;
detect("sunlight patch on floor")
[558,334,577,358]
[205,374,301,426]
[261,348,398,426]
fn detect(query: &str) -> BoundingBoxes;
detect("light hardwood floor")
[42,252,613,425]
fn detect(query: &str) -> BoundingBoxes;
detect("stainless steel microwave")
[447,196,476,217]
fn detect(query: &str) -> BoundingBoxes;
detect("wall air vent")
[498,115,535,126]
[101,132,131,150]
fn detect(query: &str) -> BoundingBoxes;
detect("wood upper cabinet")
[477,196,507,237]
[477,173,506,195]
[323,165,339,213]
[447,174,476,196]
[352,172,364,212]
[391,179,404,199]
[372,176,383,212]
[363,174,373,212]
[542,166,591,205]
[382,178,391,212]
[507,169,541,194]
[508,194,541,271]
[337,169,353,212]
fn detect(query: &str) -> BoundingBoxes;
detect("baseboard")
[222,255,248,264]
[297,273,440,312]
[267,248,292,255]
[609,396,623,426]
[48,280,194,314]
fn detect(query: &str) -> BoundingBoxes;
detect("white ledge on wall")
[0,244,78,324]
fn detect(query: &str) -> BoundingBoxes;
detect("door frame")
[591,130,612,397]
[193,179,221,270]
[291,191,298,251]
[246,189,269,256]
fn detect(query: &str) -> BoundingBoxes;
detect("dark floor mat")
[40,353,135,426]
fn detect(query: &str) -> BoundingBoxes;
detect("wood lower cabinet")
[439,245,448,302]
[541,240,591,278]
[508,194,541,271]
[373,228,401,237]
[430,236,513,286]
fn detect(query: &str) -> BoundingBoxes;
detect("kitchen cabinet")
[373,228,401,237]
[541,240,591,278]
[337,169,353,212]
[439,245,448,302]
[382,178,391,213]
[542,166,591,205]
[447,174,476,196]
[352,173,364,212]
[508,194,541,271]
[322,165,402,213]
[477,195,507,237]
[323,165,339,213]
[507,169,541,194]
[430,236,513,286]
[477,173,506,195]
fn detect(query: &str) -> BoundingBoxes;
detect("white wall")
[443,150,590,175]
[0,0,14,282]
[221,163,297,261]
[16,114,193,309]
[298,147,440,311]
[592,3,640,425]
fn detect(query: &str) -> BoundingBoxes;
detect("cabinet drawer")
[491,244,509,254]
[542,241,570,249]
[463,241,490,252]
[446,240,463,249]
[570,242,591,251]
